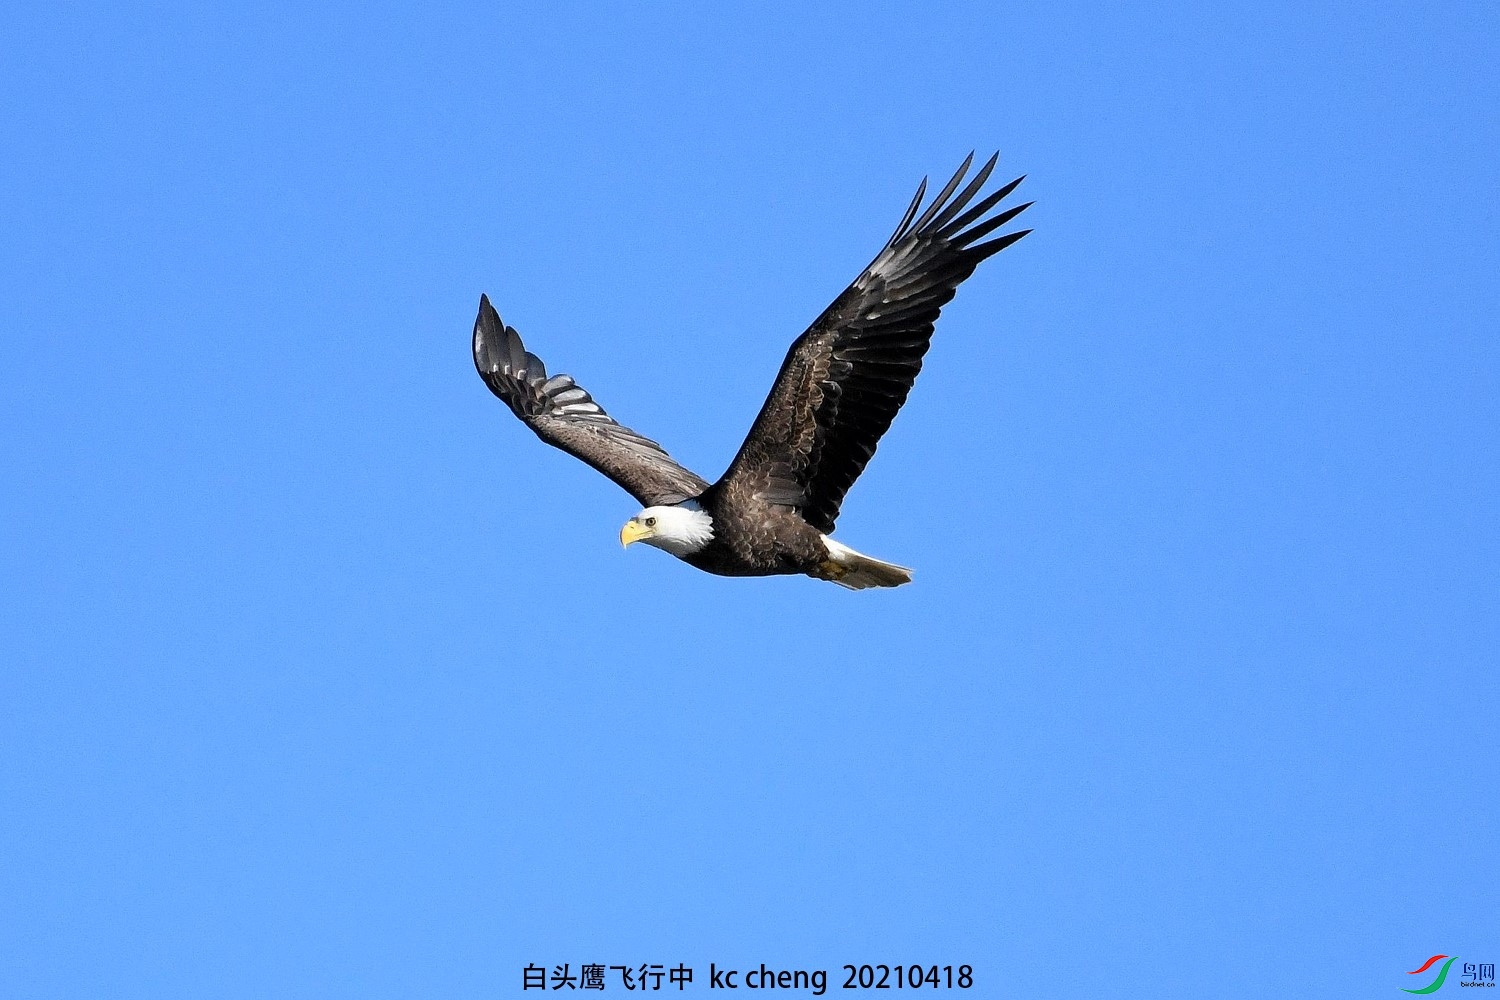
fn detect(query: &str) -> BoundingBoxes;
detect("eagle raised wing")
[717,152,1032,534]
[473,295,711,507]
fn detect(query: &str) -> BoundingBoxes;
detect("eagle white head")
[620,502,715,557]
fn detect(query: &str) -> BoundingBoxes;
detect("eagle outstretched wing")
[718,152,1032,534]
[473,295,711,507]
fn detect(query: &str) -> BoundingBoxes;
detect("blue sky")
[2,2,1496,997]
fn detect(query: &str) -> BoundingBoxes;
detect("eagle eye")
[644,516,657,527]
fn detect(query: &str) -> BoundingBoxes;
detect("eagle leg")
[814,559,849,582]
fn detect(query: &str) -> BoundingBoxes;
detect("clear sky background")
[2,2,1496,997]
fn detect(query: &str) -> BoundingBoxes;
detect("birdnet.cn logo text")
[1403,955,1495,993]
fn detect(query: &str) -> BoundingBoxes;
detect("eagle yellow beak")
[620,519,653,548]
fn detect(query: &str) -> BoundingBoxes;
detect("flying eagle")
[474,152,1031,589]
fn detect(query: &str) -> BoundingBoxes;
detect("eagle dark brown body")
[679,484,831,579]
[473,152,1032,589]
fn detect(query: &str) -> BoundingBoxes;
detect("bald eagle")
[474,152,1031,589]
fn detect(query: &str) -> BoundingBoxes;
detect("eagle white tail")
[819,536,913,590]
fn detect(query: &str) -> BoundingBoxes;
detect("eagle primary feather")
[472,298,710,507]
[473,153,1031,588]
